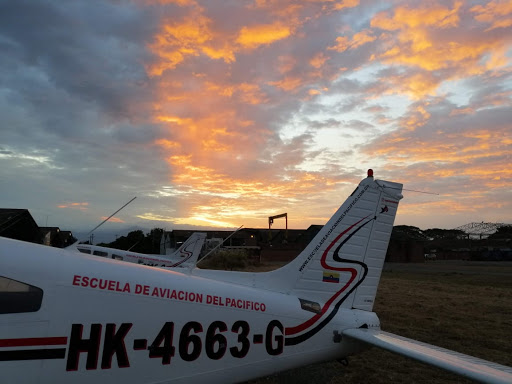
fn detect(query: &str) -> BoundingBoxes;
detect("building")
[39,227,75,248]
[0,208,75,247]
[0,209,40,244]
[162,225,438,263]
[386,226,426,263]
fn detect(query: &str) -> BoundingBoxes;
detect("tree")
[488,225,512,240]
[99,228,164,254]
[423,228,466,240]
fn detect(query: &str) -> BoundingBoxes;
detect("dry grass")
[246,262,512,384]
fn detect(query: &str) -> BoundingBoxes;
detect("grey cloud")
[0,0,167,179]
[0,0,154,121]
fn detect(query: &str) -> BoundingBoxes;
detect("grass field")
[245,262,512,384]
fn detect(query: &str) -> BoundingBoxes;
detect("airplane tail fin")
[168,232,207,268]
[266,170,403,313]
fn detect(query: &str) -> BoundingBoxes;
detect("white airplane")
[1,171,511,384]
[69,232,207,269]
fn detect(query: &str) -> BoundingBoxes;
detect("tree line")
[97,228,164,254]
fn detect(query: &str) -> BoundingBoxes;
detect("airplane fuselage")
[0,238,373,384]
[70,232,206,269]
[74,244,182,267]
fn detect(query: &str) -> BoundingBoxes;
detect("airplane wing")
[343,328,512,384]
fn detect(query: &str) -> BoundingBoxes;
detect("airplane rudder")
[350,180,402,310]
[281,176,402,306]
[271,177,380,297]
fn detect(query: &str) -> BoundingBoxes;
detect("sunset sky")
[1,0,511,242]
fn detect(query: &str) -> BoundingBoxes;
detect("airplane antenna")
[377,183,439,196]
[127,240,141,252]
[84,196,137,239]
[198,225,244,265]
[69,197,137,246]
[402,188,440,195]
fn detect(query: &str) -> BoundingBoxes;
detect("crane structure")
[268,213,287,243]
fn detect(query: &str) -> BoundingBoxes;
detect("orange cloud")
[151,159,348,227]
[328,36,349,52]
[328,29,376,52]
[154,138,181,149]
[237,83,269,104]
[236,23,292,49]
[351,30,377,49]
[100,216,125,223]
[449,107,476,116]
[366,1,511,99]
[373,131,509,164]
[268,76,305,91]
[372,2,477,72]
[310,52,329,68]
[380,72,440,101]
[203,81,269,104]
[401,104,431,131]
[153,107,273,172]
[372,2,461,30]
[368,123,512,190]
[142,0,198,5]
[471,0,512,30]
[147,10,238,76]
[201,45,236,63]
[57,202,89,211]
[146,1,309,78]
[277,55,297,74]
[332,0,359,11]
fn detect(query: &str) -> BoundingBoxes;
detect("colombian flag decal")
[322,271,340,283]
